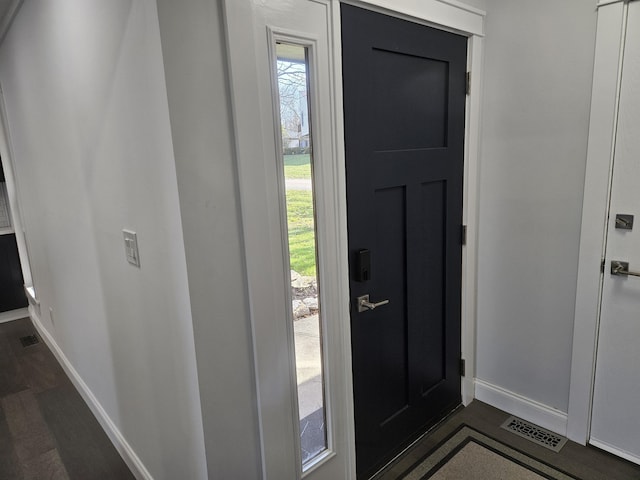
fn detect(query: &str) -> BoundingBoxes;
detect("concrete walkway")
[294,313,326,461]
[294,314,322,419]
[285,178,312,191]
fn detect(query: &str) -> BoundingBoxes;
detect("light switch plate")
[123,230,140,268]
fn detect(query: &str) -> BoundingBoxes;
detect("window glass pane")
[276,42,327,466]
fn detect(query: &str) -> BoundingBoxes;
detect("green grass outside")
[284,154,311,166]
[284,154,311,179]
[283,154,316,277]
[285,189,317,277]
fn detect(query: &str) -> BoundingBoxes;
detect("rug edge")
[398,423,578,480]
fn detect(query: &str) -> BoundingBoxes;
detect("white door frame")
[223,0,484,477]
[0,86,36,313]
[568,0,628,445]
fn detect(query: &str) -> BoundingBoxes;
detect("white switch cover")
[123,230,140,267]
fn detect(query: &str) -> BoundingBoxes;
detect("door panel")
[342,5,466,478]
[370,185,406,422]
[590,1,640,464]
[414,180,446,395]
[371,50,449,150]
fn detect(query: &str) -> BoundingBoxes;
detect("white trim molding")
[29,306,154,480]
[598,0,626,9]
[0,87,35,293]
[590,438,640,466]
[568,0,627,445]
[0,307,28,323]
[461,33,483,407]
[437,0,486,17]
[475,379,569,437]
[346,0,485,36]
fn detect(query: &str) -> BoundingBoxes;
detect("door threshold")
[369,403,464,480]
[0,307,29,324]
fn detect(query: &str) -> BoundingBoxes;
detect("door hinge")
[461,225,467,246]
[460,358,466,377]
[466,71,471,95]
[601,259,606,274]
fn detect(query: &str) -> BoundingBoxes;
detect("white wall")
[155,0,263,477]
[0,0,602,476]
[475,0,597,420]
[0,1,207,478]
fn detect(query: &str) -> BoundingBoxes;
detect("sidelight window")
[275,42,328,468]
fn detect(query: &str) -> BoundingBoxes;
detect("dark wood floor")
[375,400,640,480]
[4,315,640,480]
[0,317,134,480]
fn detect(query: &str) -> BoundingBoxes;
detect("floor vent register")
[500,416,568,452]
[19,334,40,348]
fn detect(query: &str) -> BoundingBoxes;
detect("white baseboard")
[474,378,568,436]
[28,306,154,480]
[0,307,29,323]
[590,437,640,466]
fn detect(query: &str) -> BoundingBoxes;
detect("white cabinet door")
[590,1,640,465]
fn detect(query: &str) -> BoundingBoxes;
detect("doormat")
[399,425,577,480]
